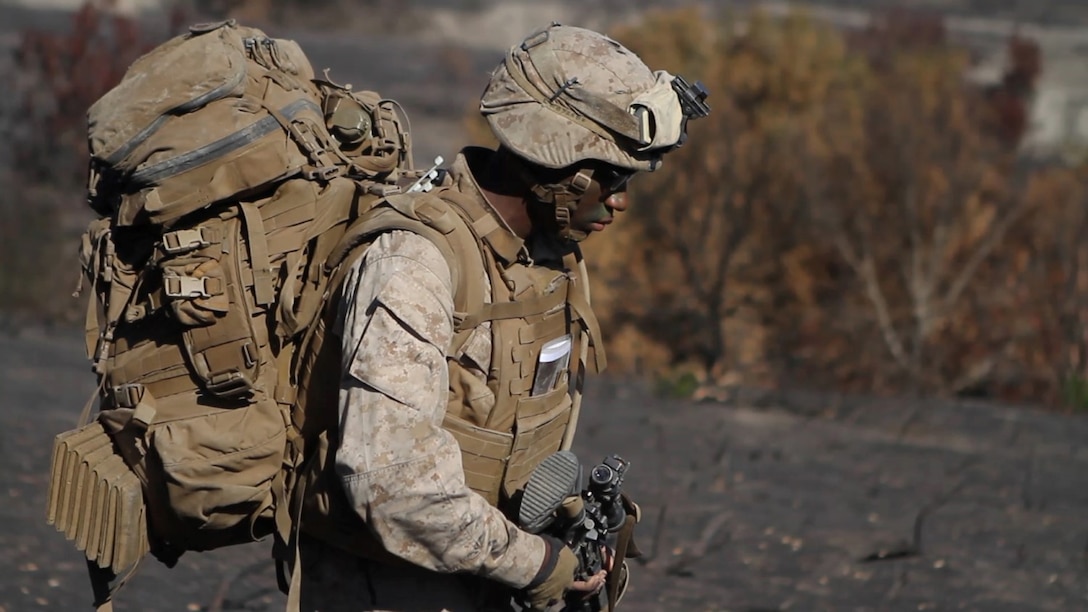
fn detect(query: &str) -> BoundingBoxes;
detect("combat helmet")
[479,23,709,240]
[480,23,709,173]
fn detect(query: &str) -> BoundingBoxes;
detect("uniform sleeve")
[334,230,546,588]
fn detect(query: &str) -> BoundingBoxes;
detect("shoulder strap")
[434,186,525,266]
[324,192,488,357]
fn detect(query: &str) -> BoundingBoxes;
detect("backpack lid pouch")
[89,25,249,167]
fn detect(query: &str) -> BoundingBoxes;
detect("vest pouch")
[442,415,513,506]
[78,218,112,288]
[86,224,154,335]
[447,363,496,426]
[159,218,265,399]
[502,383,573,498]
[149,395,285,545]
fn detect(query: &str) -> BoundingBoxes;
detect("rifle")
[518,451,638,611]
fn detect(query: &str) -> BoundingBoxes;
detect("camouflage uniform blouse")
[333,223,545,588]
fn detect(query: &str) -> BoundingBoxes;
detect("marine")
[291,23,709,611]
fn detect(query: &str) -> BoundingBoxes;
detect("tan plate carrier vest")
[288,183,608,564]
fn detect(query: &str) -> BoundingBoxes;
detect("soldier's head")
[480,24,708,242]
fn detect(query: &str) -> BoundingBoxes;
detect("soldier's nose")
[605,191,628,213]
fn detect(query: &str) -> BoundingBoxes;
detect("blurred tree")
[8,3,165,187]
[0,3,172,323]
[592,9,851,385]
[192,0,414,31]
[458,7,1086,408]
[992,167,1088,406]
[984,34,1041,145]
[795,10,1044,395]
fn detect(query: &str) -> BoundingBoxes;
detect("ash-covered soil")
[3,326,1087,611]
[2,3,1087,609]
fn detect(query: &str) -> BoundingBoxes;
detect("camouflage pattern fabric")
[298,226,545,608]
[480,24,683,172]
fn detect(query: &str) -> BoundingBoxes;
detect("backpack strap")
[323,192,488,358]
[239,202,276,306]
[563,250,606,374]
[434,186,525,267]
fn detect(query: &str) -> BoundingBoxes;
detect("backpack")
[45,19,422,610]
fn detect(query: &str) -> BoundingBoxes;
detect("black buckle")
[206,370,254,399]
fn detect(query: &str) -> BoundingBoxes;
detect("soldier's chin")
[558,227,591,243]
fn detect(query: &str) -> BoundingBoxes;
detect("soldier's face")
[569,166,633,235]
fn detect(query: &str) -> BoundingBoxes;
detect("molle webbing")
[418,187,587,502]
[455,283,567,329]
[436,185,605,372]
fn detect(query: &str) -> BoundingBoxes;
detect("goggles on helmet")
[597,166,635,192]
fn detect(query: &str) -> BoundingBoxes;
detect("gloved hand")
[524,536,605,611]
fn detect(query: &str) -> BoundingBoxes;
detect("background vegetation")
[0,5,173,323]
[3,2,1086,410]
[586,8,1088,409]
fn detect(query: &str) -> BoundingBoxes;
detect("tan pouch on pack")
[88,20,330,227]
[48,424,107,526]
[52,425,112,536]
[47,422,149,574]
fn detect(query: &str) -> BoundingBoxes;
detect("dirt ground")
[2,325,1087,611]
[2,2,1087,609]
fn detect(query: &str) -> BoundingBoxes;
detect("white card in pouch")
[531,334,572,396]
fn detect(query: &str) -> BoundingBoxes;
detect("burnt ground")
[1,3,1087,610]
[2,325,1087,612]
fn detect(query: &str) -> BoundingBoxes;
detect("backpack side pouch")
[46,421,149,575]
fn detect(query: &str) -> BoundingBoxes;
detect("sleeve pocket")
[344,270,452,408]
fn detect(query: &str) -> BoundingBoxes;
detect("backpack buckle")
[303,165,339,181]
[109,383,144,409]
[206,370,254,398]
[164,275,210,299]
[162,228,214,255]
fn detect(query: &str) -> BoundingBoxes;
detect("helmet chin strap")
[526,168,595,243]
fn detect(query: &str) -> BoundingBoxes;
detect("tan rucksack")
[46,19,422,610]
